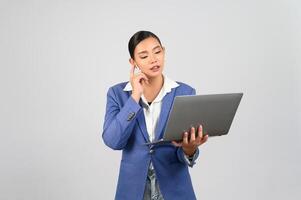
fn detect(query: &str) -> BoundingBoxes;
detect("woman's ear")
[129,58,140,70]
[129,58,135,67]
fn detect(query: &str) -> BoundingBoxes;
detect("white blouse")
[123,74,195,167]
[125,75,179,142]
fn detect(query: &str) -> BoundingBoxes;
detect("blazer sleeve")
[176,87,200,167]
[102,87,141,150]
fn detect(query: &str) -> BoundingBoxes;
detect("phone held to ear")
[134,66,148,85]
[134,65,141,75]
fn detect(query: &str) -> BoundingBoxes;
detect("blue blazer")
[102,81,199,200]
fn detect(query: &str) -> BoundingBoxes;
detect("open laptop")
[145,93,243,145]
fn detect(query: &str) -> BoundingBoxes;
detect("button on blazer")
[102,81,199,200]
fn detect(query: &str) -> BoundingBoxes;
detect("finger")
[172,141,182,147]
[194,125,203,145]
[201,134,209,144]
[183,132,189,145]
[190,126,195,143]
[194,134,202,145]
[130,65,135,78]
[197,124,203,139]
[135,73,148,80]
[138,73,149,84]
[140,73,149,81]
[195,124,203,143]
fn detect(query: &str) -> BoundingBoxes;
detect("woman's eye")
[155,51,161,54]
[140,56,147,59]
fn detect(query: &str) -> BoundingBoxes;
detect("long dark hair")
[128,30,162,59]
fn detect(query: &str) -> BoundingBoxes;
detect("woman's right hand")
[130,65,149,103]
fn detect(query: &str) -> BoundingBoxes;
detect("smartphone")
[134,65,141,75]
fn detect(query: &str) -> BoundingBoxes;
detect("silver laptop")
[145,93,243,145]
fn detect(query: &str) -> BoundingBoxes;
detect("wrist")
[131,93,141,103]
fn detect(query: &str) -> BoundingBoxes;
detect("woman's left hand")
[172,125,208,156]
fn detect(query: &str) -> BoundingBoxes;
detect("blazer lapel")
[136,99,151,143]
[155,89,176,141]
[128,88,177,143]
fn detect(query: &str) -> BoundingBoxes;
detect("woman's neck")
[144,74,164,90]
[143,74,164,101]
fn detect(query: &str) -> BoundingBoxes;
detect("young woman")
[102,31,208,200]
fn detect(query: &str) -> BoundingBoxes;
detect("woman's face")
[130,37,165,78]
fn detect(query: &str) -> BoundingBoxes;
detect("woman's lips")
[150,65,160,72]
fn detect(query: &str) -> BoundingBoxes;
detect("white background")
[0,0,300,199]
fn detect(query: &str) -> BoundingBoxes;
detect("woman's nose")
[149,53,158,63]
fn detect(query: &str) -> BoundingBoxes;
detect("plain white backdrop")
[0,0,300,199]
